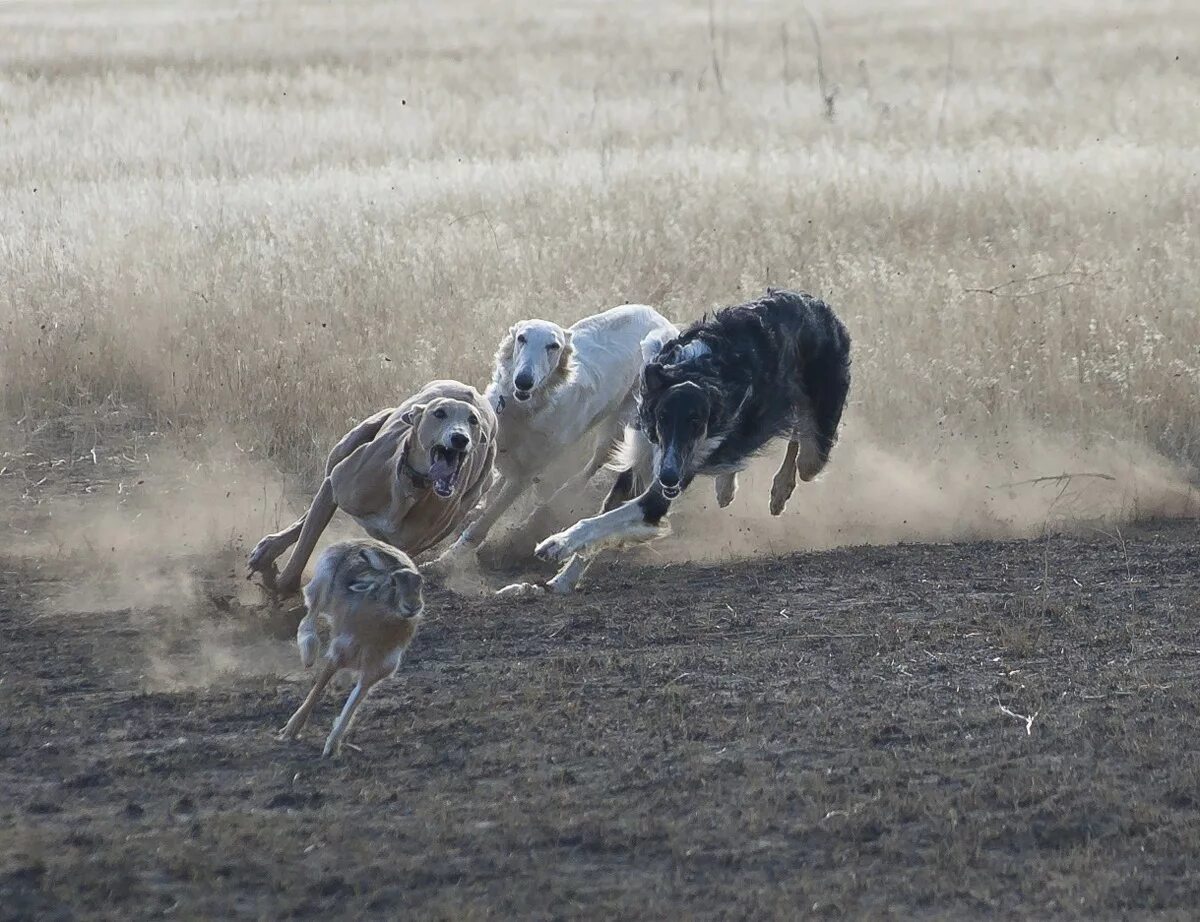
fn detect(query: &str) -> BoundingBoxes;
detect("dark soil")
[3,421,1200,920]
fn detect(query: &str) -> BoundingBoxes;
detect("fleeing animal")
[247,380,498,595]
[534,289,851,591]
[430,304,676,590]
[278,539,424,758]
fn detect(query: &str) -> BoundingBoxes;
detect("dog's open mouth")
[661,484,681,499]
[513,388,532,402]
[428,445,466,497]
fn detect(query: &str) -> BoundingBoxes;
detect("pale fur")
[280,539,424,758]
[431,304,676,579]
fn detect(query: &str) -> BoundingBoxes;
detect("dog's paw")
[247,540,284,588]
[769,478,796,516]
[545,575,578,595]
[496,581,546,598]
[535,530,578,563]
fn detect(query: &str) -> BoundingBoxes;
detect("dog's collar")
[398,437,430,489]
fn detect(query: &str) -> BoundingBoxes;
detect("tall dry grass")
[2,0,1198,549]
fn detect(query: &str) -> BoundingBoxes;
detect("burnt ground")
[3,421,1200,920]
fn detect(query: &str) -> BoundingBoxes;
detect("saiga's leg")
[278,657,339,740]
[321,656,395,758]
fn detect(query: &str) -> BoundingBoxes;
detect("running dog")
[278,539,424,758]
[247,380,498,596]
[430,304,676,580]
[533,289,851,591]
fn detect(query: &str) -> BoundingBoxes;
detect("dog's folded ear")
[643,362,672,392]
[399,403,426,426]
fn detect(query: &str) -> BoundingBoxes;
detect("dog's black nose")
[659,469,680,488]
[449,432,469,451]
[514,372,534,391]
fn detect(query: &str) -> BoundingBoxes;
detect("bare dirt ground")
[3,426,1200,920]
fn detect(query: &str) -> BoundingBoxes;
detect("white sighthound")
[430,303,677,591]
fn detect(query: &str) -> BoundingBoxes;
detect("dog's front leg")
[715,473,738,508]
[769,440,801,515]
[271,479,339,596]
[247,513,307,589]
[535,485,673,563]
[435,476,527,565]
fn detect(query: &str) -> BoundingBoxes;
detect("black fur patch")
[639,288,851,484]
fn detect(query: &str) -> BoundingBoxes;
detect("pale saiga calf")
[431,304,676,588]
[278,539,424,758]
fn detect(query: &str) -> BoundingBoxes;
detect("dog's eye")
[468,414,478,426]
[547,343,560,351]
[433,409,446,420]
[516,334,526,345]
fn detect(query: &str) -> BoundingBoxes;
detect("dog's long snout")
[659,446,683,491]
[513,371,534,392]
[449,431,469,451]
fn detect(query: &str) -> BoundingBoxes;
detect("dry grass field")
[2,0,1200,918]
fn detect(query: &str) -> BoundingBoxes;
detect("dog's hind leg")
[279,657,339,741]
[715,473,738,508]
[769,441,801,516]
[804,334,852,476]
[544,553,600,594]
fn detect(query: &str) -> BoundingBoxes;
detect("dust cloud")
[661,419,1198,563]
[8,416,1196,662]
[9,433,314,689]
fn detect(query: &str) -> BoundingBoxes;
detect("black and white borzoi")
[533,289,851,591]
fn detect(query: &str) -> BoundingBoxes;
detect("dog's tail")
[605,425,643,473]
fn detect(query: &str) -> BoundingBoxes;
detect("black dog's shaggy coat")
[611,288,851,521]
[533,288,851,592]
